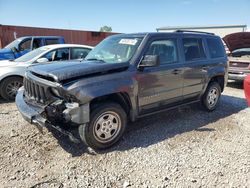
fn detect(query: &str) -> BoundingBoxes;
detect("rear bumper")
[228,73,248,81]
[15,87,80,143]
[228,68,250,81]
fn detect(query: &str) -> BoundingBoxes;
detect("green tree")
[100,26,112,32]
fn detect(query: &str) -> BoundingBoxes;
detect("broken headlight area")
[44,99,88,126]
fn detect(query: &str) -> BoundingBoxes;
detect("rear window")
[183,38,206,61]
[207,38,225,58]
[45,39,59,45]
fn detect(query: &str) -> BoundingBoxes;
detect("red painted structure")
[0,24,119,48]
[244,75,250,106]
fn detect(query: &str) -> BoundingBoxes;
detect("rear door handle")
[172,69,182,75]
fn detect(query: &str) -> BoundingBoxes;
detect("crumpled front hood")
[223,32,250,52]
[28,60,129,82]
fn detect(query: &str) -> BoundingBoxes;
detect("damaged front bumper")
[15,87,89,143]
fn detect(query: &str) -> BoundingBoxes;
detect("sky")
[0,0,249,33]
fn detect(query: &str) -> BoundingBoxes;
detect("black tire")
[202,82,221,111]
[79,102,127,150]
[0,77,23,101]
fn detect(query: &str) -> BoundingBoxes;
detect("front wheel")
[202,82,221,111]
[79,102,127,150]
[0,77,23,101]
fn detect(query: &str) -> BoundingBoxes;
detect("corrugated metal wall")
[0,25,119,48]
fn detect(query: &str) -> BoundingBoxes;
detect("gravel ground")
[0,81,250,188]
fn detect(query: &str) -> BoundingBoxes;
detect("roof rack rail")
[175,30,215,35]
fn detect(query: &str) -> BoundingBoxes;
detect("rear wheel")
[202,82,221,111]
[0,77,23,101]
[79,102,127,150]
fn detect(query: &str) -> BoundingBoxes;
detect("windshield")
[85,36,143,63]
[232,48,250,57]
[4,39,22,49]
[14,47,48,62]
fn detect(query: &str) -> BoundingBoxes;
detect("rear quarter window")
[207,38,225,58]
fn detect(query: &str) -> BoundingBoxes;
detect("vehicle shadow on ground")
[48,94,248,156]
[226,81,244,89]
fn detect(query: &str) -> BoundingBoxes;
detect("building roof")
[156,24,247,31]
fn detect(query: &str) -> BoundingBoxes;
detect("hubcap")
[93,111,121,143]
[207,87,219,108]
[6,81,22,98]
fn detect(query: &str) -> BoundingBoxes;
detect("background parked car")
[223,32,250,81]
[0,44,93,100]
[0,36,65,60]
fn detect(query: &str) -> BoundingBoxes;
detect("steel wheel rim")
[93,111,121,143]
[6,81,22,98]
[207,87,219,108]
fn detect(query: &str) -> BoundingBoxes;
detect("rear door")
[181,37,209,101]
[137,37,184,114]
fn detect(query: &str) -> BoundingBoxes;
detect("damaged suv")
[16,31,228,149]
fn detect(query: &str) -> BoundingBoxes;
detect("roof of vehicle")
[112,31,218,38]
[17,36,64,39]
[39,44,93,50]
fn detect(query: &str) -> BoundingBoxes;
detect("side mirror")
[139,55,160,68]
[11,47,18,52]
[36,57,49,63]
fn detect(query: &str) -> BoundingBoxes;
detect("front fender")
[65,71,137,105]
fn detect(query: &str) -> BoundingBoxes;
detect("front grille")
[229,61,249,68]
[23,78,48,103]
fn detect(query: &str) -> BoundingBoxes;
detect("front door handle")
[172,69,182,75]
[202,66,209,70]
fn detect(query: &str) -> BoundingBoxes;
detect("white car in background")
[0,44,93,100]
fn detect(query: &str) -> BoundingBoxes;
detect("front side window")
[45,39,59,45]
[19,39,32,51]
[32,38,43,50]
[183,38,206,61]
[85,36,143,63]
[70,48,91,59]
[207,38,225,58]
[43,48,69,61]
[145,39,178,64]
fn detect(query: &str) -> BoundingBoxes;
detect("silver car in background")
[0,44,93,100]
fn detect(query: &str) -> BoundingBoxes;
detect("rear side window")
[45,39,59,45]
[207,38,225,58]
[145,39,178,64]
[70,48,91,59]
[183,38,205,61]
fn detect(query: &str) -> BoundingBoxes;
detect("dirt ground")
[0,81,249,188]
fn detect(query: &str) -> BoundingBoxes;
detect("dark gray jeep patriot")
[16,31,228,149]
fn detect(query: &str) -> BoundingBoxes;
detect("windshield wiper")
[85,58,106,63]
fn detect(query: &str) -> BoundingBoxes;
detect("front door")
[137,38,184,114]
